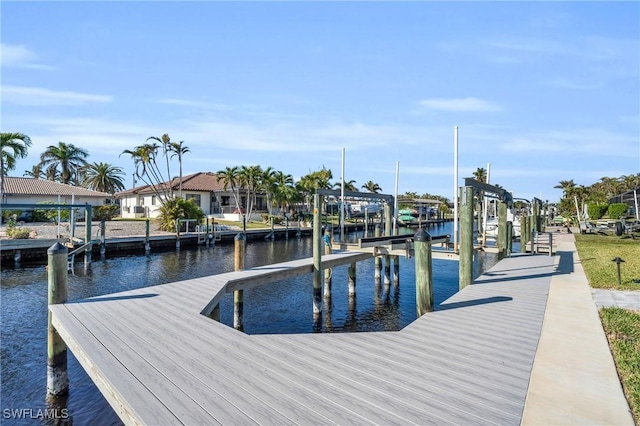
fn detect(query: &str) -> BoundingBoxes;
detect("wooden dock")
[50,251,555,425]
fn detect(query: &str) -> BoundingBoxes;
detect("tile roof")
[117,172,227,196]
[2,177,112,197]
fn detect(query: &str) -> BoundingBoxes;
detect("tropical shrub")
[157,197,204,232]
[93,204,120,221]
[608,203,628,219]
[588,204,609,220]
[5,221,32,239]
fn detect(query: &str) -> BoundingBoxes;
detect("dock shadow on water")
[1,225,498,424]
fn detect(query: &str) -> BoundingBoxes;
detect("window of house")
[221,196,230,206]
[186,194,202,207]
[152,196,156,206]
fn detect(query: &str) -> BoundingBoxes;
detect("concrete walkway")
[522,232,635,425]
[592,289,640,311]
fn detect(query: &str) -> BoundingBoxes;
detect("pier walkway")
[49,234,634,425]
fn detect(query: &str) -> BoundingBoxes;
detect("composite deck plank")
[59,301,222,425]
[72,299,299,426]
[50,250,556,425]
[259,331,527,414]
[66,289,381,424]
[251,334,520,424]
[49,305,181,425]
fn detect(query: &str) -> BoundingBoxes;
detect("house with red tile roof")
[116,172,267,219]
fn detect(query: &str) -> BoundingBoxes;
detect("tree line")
[554,175,640,218]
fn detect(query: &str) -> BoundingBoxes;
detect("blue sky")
[2,1,638,202]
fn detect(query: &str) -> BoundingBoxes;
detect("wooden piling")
[312,194,322,319]
[520,215,529,253]
[84,204,92,266]
[145,218,151,253]
[384,256,391,286]
[234,233,245,331]
[497,201,507,259]
[506,221,513,256]
[175,219,181,250]
[99,219,106,256]
[393,256,400,286]
[324,229,332,299]
[459,186,474,290]
[348,262,356,297]
[47,243,68,399]
[374,225,381,279]
[414,228,433,316]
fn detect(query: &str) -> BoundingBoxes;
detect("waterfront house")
[1,177,112,206]
[116,172,267,220]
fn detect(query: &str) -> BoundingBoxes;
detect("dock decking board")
[50,251,556,425]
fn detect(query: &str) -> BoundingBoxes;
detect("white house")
[1,177,112,206]
[117,172,267,220]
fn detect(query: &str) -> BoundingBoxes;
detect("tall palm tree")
[169,140,189,198]
[361,180,382,193]
[1,132,32,199]
[554,180,576,198]
[121,142,173,203]
[238,165,263,219]
[146,134,173,194]
[82,162,126,195]
[260,166,277,214]
[333,179,358,192]
[272,171,298,214]
[472,167,487,183]
[216,166,242,213]
[24,164,44,179]
[39,141,89,185]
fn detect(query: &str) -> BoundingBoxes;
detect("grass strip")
[600,308,640,425]
[575,234,640,290]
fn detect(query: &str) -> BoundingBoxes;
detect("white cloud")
[0,43,54,70]
[156,98,232,110]
[1,86,112,106]
[417,97,502,113]
[500,129,638,157]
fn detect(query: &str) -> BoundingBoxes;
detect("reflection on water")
[0,222,497,424]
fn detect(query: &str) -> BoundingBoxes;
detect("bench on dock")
[530,232,554,256]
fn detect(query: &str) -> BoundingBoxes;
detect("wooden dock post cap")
[47,242,68,255]
[414,228,431,242]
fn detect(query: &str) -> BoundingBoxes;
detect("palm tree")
[554,180,576,198]
[216,166,242,214]
[39,141,89,185]
[272,171,298,214]
[1,132,32,199]
[361,180,382,193]
[24,164,45,179]
[121,142,174,204]
[146,134,173,195]
[472,167,487,183]
[333,179,358,192]
[169,140,189,198]
[260,166,277,215]
[82,162,126,195]
[238,165,263,220]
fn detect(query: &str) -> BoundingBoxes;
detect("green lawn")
[575,234,640,290]
[600,308,640,424]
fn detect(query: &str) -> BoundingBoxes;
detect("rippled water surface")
[1,223,498,425]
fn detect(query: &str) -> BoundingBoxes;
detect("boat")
[484,213,521,238]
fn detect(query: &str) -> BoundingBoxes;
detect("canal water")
[1,222,498,425]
